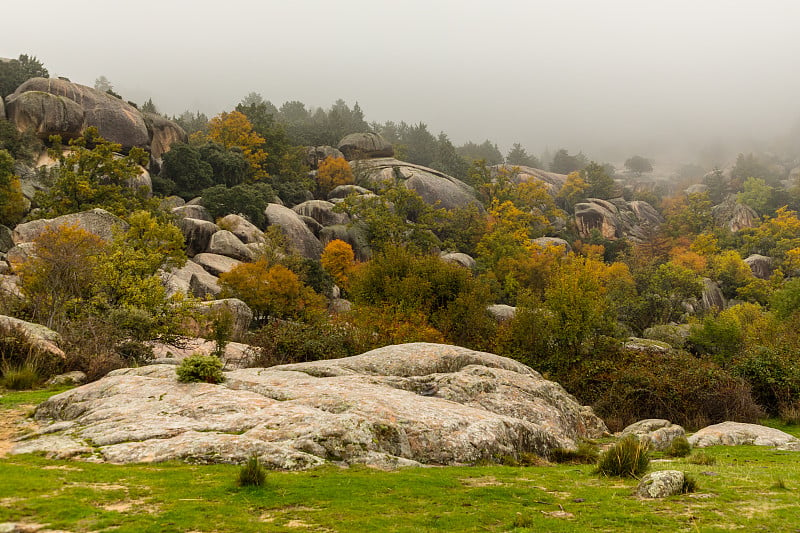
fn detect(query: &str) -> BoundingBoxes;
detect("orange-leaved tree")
[203,111,269,181]
[218,259,324,322]
[320,239,356,289]
[316,156,354,197]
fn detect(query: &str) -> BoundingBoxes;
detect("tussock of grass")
[597,435,650,478]
[549,441,600,464]
[238,453,266,487]
[665,436,692,458]
[688,451,716,466]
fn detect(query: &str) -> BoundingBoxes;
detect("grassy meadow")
[1,388,799,532]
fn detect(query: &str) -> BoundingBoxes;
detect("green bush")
[238,453,267,487]
[665,436,692,458]
[597,435,650,478]
[176,354,224,384]
[247,318,357,368]
[562,346,764,432]
[201,182,275,228]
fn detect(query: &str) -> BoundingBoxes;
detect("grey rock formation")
[46,371,88,387]
[329,298,352,313]
[4,243,34,271]
[293,200,350,227]
[688,422,800,448]
[172,204,213,222]
[217,214,264,244]
[148,338,254,370]
[161,260,221,298]
[15,343,607,468]
[5,90,84,141]
[319,224,371,261]
[684,183,708,195]
[8,78,149,150]
[531,237,572,253]
[176,218,219,257]
[701,278,726,311]
[328,184,372,200]
[440,252,476,269]
[354,157,480,210]
[337,132,393,160]
[0,225,12,253]
[0,315,64,358]
[207,230,254,262]
[635,470,686,498]
[299,215,323,236]
[490,164,567,195]
[264,203,323,259]
[712,197,758,232]
[743,254,772,280]
[0,260,9,275]
[11,208,127,244]
[159,196,185,210]
[574,198,663,241]
[487,304,516,322]
[306,145,345,169]
[142,112,187,164]
[192,253,242,276]
[621,419,686,451]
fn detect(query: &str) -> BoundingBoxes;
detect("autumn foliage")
[204,111,269,180]
[320,239,356,289]
[316,156,354,197]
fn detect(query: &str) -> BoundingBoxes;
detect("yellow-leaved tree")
[203,111,269,180]
[320,239,357,289]
[316,156,354,197]
[0,149,25,226]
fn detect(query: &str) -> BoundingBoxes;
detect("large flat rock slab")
[688,422,800,448]
[13,343,607,469]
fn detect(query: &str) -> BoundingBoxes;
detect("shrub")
[681,473,698,494]
[665,436,692,458]
[246,318,358,367]
[238,453,267,487]
[316,156,354,197]
[176,354,224,384]
[0,322,63,384]
[201,182,275,228]
[596,435,650,478]
[548,441,600,464]
[115,341,154,366]
[562,346,764,432]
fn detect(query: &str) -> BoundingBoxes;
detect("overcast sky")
[4,0,800,164]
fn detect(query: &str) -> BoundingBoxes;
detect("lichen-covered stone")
[15,343,607,468]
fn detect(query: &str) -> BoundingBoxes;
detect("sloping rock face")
[688,422,800,448]
[8,78,149,150]
[0,315,64,358]
[293,200,350,227]
[337,132,393,160]
[574,198,663,241]
[744,254,772,280]
[490,164,567,195]
[143,112,187,164]
[264,203,323,259]
[11,208,127,244]
[712,197,758,232]
[14,343,607,468]
[5,90,85,141]
[354,157,480,210]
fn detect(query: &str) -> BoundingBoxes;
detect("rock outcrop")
[0,315,64,359]
[13,343,607,468]
[337,132,393,160]
[6,78,185,159]
[490,164,567,195]
[574,198,663,241]
[621,419,686,451]
[688,422,800,448]
[293,200,350,227]
[306,145,345,169]
[11,208,127,244]
[264,203,323,259]
[354,158,480,211]
[744,254,773,280]
[176,218,218,257]
[207,230,254,262]
[7,78,149,150]
[712,197,758,232]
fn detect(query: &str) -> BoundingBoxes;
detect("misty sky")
[4,0,800,164]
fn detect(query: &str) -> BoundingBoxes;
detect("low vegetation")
[596,435,651,478]
[175,354,224,384]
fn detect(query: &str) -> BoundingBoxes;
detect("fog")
[4,0,800,167]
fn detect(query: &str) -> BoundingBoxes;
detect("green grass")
[2,390,800,532]
[0,386,72,409]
